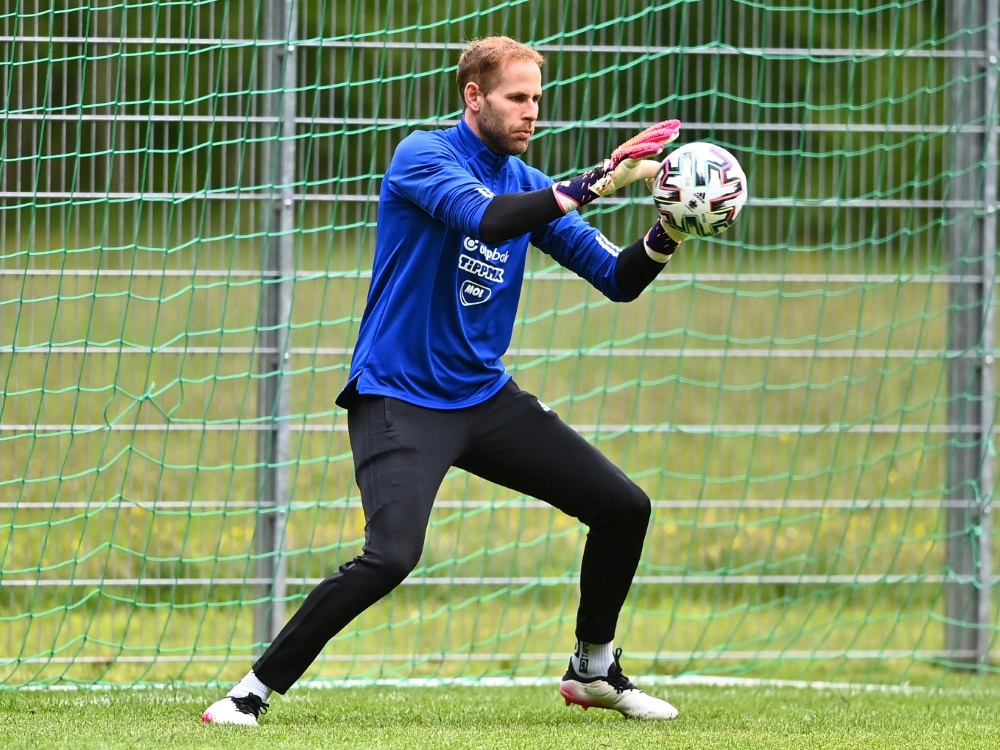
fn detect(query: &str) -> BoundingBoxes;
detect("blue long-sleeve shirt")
[341,118,633,410]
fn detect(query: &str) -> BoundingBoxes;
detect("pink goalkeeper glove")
[552,119,682,213]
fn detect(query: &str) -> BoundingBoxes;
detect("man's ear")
[464,82,483,112]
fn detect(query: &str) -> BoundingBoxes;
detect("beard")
[477,100,531,156]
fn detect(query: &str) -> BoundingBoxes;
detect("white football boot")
[200,692,269,726]
[559,649,678,720]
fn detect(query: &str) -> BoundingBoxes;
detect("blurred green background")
[1,1,997,689]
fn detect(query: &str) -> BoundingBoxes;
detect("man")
[203,35,688,726]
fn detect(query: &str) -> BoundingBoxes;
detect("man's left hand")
[553,119,682,212]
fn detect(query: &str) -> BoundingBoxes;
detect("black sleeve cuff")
[479,188,564,244]
[613,237,667,299]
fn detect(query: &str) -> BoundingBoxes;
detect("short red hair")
[456,36,544,107]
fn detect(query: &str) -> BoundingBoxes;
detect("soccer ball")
[651,142,747,237]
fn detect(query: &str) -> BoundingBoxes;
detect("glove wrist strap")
[644,221,681,263]
[552,163,611,213]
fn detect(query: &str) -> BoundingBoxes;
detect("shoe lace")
[231,693,269,718]
[605,648,638,694]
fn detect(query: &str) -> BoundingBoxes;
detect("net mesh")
[1,0,997,688]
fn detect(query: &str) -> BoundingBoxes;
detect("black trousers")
[254,380,651,693]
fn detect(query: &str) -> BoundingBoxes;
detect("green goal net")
[1,1,997,689]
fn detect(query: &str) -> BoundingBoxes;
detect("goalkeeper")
[203,35,687,726]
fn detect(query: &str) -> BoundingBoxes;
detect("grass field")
[3,223,998,690]
[2,681,1000,750]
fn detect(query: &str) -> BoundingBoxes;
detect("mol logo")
[460,280,492,306]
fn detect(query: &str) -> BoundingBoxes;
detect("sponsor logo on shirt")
[462,236,509,265]
[458,254,504,283]
[458,236,508,294]
[478,246,509,264]
[460,280,492,306]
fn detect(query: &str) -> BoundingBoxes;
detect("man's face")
[468,60,542,156]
